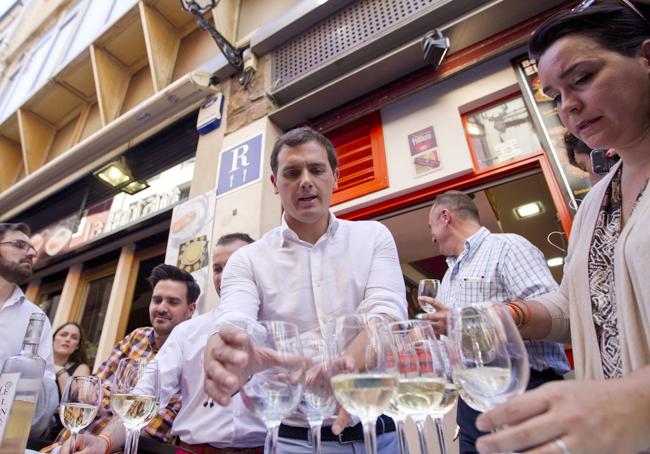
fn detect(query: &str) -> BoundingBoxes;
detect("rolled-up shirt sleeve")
[357,223,408,322]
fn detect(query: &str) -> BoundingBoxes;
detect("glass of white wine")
[298,337,336,454]
[447,303,529,413]
[389,320,450,454]
[239,320,306,454]
[418,278,440,313]
[110,358,160,454]
[59,375,102,449]
[329,314,398,454]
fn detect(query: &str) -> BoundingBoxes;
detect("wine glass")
[298,336,336,454]
[328,314,398,454]
[239,320,306,454]
[389,320,449,454]
[59,375,102,449]
[430,337,459,454]
[447,303,529,413]
[110,358,160,454]
[418,279,440,312]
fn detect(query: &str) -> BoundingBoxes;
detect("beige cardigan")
[537,161,650,380]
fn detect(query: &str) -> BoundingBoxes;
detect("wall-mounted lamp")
[93,158,149,195]
[180,0,255,86]
[422,29,450,70]
[121,180,150,195]
[94,158,132,188]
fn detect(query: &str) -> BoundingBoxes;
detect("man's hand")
[59,434,108,454]
[475,376,650,454]
[204,325,258,406]
[417,297,449,335]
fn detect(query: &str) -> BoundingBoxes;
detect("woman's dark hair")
[53,322,89,366]
[563,130,593,167]
[529,1,650,60]
[147,264,200,304]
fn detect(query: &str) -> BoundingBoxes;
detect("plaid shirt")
[43,327,181,451]
[438,227,570,375]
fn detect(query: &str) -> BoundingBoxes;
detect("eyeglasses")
[0,239,37,254]
[572,0,649,25]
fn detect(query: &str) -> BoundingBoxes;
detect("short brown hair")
[147,264,200,304]
[216,232,255,246]
[0,223,31,242]
[270,127,338,175]
[432,191,480,223]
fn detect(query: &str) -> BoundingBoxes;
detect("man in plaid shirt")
[418,191,570,454]
[42,264,198,452]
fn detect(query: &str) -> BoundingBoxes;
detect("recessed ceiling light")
[514,201,544,219]
[547,257,564,267]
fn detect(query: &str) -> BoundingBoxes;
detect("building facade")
[0,0,584,449]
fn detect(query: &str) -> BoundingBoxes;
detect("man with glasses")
[0,222,58,438]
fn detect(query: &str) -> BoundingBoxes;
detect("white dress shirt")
[0,286,58,436]
[216,212,408,427]
[151,310,267,447]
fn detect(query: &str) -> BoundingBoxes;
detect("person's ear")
[270,174,279,194]
[641,39,650,71]
[333,168,340,190]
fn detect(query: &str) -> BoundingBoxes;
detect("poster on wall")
[408,126,442,177]
[513,56,591,208]
[165,190,216,314]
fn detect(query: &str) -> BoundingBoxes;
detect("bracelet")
[98,433,111,454]
[519,301,532,326]
[506,302,523,327]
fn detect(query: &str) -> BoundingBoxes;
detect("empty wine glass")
[110,358,160,454]
[59,375,102,449]
[298,336,336,454]
[389,320,449,454]
[239,320,306,454]
[418,279,440,312]
[447,303,529,413]
[430,337,459,454]
[328,314,398,454]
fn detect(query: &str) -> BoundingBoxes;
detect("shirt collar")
[280,211,340,246]
[1,285,26,310]
[146,327,158,353]
[445,226,491,268]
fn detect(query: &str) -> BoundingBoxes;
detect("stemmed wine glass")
[59,375,102,449]
[328,314,398,454]
[389,320,450,454]
[418,279,440,313]
[298,336,336,454]
[110,358,160,454]
[447,303,529,413]
[239,320,306,454]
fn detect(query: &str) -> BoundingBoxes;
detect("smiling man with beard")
[0,222,58,439]
[45,263,198,452]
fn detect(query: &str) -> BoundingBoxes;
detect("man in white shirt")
[60,236,266,454]
[0,222,58,438]
[203,127,408,453]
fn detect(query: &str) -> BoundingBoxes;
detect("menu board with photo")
[513,56,591,208]
[408,126,442,177]
[165,190,216,314]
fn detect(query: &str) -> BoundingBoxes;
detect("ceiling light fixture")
[514,201,544,219]
[121,180,150,195]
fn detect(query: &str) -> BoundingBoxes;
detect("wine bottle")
[0,312,47,453]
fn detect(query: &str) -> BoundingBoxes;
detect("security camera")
[422,29,450,70]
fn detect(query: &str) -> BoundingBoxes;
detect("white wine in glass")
[329,314,398,454]
[59,376,102,448]
[110,358,160,454]
[447,304,529,412]
[418,279,440,313]
[240,320,306,454]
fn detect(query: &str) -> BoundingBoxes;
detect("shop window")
[78,269,115,367]
[325,111,389,205]
[37,288,62,323]
[463,94,542,171]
